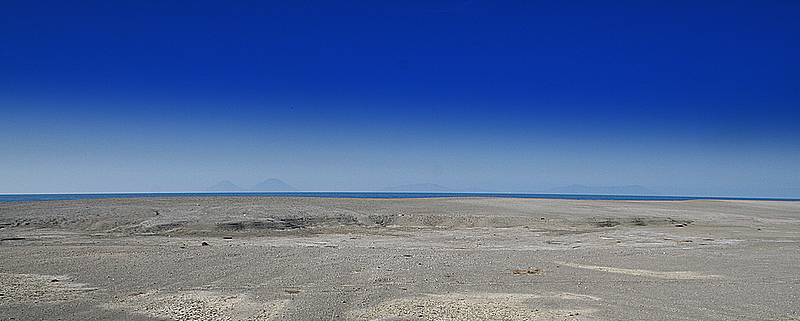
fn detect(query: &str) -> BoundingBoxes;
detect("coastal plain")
[1,197,799,320]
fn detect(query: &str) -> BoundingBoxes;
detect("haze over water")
[2,1,798,197]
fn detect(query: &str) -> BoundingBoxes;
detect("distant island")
[206,180,243,191]
[250,178,298,191]
[542,184,653,195]
[206,178,298,192]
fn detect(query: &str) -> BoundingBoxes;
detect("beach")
[1,197,798,320]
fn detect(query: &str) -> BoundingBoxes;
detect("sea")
[0,192,797,203]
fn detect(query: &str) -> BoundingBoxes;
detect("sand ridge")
[554,262,722,279]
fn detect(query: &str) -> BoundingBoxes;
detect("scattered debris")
[591,220,620,228]
[508,269,541,275]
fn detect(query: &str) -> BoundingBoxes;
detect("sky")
[1,1,799,197]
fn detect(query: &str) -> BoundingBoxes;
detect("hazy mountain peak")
[206,180,243,192]
[250,178,298,191]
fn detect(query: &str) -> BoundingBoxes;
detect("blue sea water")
[0,192,797,203]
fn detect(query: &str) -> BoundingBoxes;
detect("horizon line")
[0,191,797,202]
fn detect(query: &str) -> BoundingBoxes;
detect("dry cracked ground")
[1,197,799,320]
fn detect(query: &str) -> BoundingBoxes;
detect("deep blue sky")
[2,1,799,197]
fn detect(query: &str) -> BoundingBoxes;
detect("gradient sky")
[2,1,799,197]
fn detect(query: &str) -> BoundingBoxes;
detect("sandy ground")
[1,197,799,320]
